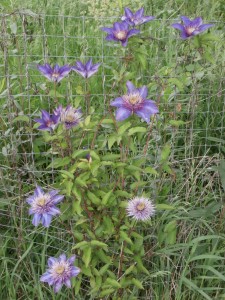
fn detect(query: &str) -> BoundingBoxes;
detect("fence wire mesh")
[0,11,224,299]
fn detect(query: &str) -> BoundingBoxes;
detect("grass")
[0,0,225,299]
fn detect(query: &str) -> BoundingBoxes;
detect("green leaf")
[160,144,171,162]
[99,263,111,275]
[105,278,121,288]
[84,115,91,126]
[75,176,87,188]
[12,115,30,123]
[87,191,101,205]
[144,167,158,176]
[169,120,186,127]
[60,170,74,180]
[124,264,136,275]
[102,190,113,206]
[72,149,89,159]
[99,289,115,297]
[47,157,71,169]
[128,127,147,136]
[168,78,184,91]
[120,231,133,244]
[108,135,117,150]
[118,121,131,135]
[101,154,120,161]
[82,246,92,267]
[72,241,89,250]
[156,204,175,210]
[90,240,108,251]
[131,278,144,289]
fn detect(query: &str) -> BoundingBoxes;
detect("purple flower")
[37,64,71,83]
[101,21,140,47]
[110,81,158,123]
[127,197,156,221]
[121,7,155,26]
[40,254,80,293]
[60,105,83,129]
[35,110,60,131]
[72,59,101,78]
[171,16,214,39]
[26,186,64,227]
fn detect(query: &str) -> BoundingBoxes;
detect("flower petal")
[115,107,132,121]
[48,257,57,267]
[124,7,133,19]
[65,279,71,288]
[52,195,64,204]
[191,17,202,27]
[42,213,52,227]
[40,272,52,283]
[134,7,144,19]
[53,282,63,293]
[135,109,151,123]
[127,29,140,38]
[59,253,67,262]
[171,23,185,31]
[101,27,113,34]
[68,255,76,264]
[181,16,191,26]
[71,266,81,277]
[110,97,124,107]
[126,81,136,93]
[138,86,148,99]
[32,213,41,226]
[139,16,155,25]
[142,100,159,114]
[198,24,214,32]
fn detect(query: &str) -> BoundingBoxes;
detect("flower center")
[115,30,127,40]
[37,196,47,207]
[137,202,146,211]
[55,265,65,274]
[185,26,196,35]
[65,112,75,123]
[52,72,60,78]
[124,93,143,105]
[47,120,53,126]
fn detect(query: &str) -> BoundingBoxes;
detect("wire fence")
[0,11,224,298]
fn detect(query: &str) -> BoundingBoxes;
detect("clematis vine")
[72,58,101,78]
[26,186,64,227]
[101,21,140,47]
[35,110,60,131]
[110,81,158,123]
[40,254,80,293]
[121,7,155,26]
[37,64,71,83]
[172,16,214,39]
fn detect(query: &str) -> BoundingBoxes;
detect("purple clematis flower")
[171,16,214,39]
[127,197,156,221]
[35,110,60,131]
[72,59,101,78]
[26,186,64,227]
[110,81,159,123]
[121,7,155,26]
[101,21,140,47]
[40,254,80,293]
[60,105,83,129]
[37,64,71,83]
